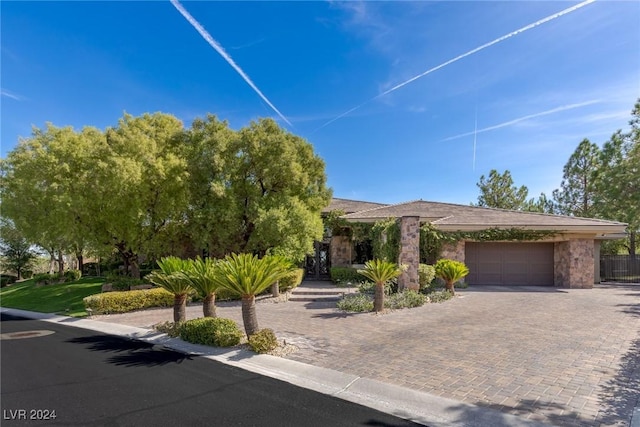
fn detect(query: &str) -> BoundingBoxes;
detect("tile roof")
[340,200,627,233]
[323,198,388,214]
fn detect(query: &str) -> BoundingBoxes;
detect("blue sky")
[2,1,638,205]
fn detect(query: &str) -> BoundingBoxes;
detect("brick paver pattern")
[96,283,640,427]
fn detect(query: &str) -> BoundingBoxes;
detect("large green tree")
[0,220,37,280]
[186,117,330,262]
[594,100,640,255]
[475,169,529,210]
[552,138,601,218]
[1,124,96,273]
[86,113,189,277]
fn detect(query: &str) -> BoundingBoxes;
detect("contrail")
[318,0,596,130]
[170,0,292,127]
[441,100,600,142]
[1,89,22,101]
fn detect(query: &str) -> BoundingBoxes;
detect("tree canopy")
[474,169,529,210]
[472,98,639,255]
[1,113,331,276]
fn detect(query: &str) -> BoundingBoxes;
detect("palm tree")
[434,259,469,296]
[183,257,219,318]
[357,259,402,313]
[212,253,292,337]
[146,256,193,323]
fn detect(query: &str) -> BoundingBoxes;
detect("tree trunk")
[130,258,140,279]
[203,293,216,318]
[115,242,140,279]
[48,250,56,274]
[16,268,22,281]
[241,295,259,337]
[446,281,456,296]
[57,252,64,274]
[173,294,187,323]
[373,282,385,313]
[76,251,84,274]
[270,281,279,297]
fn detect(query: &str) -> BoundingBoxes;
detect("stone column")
[330,235,352,267]
[398,216,420,291]
[554,239,594,288]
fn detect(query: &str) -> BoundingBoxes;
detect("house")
[310,198,627,289]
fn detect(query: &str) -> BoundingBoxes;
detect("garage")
[465,242,554,286]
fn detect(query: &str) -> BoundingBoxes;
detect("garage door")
[465,242,554,286]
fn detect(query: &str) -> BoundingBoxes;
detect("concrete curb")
[1,307,553,427]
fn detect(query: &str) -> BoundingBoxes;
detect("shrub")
[357,280,393,295]
[63,269,82,282]
[0,275,17,287]
[330,267,363,285]
[248,328,279,354]
[83,288,174,314]
[434,259,469,295]
[178,317,242,347]
[154,321,182,338]
[107,276,146,291]
[278,268,305,291]
[428,290,454,303]
[385,290,427,309]
[418,264,436,291]
[337,293,374,312]
[33,272,60,285]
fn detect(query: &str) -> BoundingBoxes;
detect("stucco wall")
[554,239,594,289]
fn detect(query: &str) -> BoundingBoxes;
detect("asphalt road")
[0,313,421,427]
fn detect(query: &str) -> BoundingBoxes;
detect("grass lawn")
[0,277,105,317]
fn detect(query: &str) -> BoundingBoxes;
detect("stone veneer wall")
[554,239,594,288]
[330,235,352,268]
[440,241,466,262]
[398,216,420,291]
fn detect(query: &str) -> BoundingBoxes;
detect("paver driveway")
[96,283,640,427]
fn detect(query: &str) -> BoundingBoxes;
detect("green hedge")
[279,268,305,291]
[83,288,174,314]
[329,267,363,284]
[179,317,243,347]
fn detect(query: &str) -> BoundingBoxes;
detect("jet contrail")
[441,100,600,142]
[170,0,292,127]
[318,0,597,130]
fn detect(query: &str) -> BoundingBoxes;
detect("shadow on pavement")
[598,298,640,426]
[67,335,193,367]
[364,419,420,427]
[450,398,584,427]
[311,311,361,319]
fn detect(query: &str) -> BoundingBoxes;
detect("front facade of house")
[314,198,627,289]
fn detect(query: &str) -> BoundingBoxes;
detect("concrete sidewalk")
[1,306,550,427]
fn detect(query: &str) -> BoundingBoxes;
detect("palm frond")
[357,259,402,285]
[212,253,293,297]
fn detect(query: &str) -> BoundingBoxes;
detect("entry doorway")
[305,241,331,280]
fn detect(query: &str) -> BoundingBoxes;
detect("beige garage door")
[465,242,554,286]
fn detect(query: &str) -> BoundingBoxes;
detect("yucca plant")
[357,259,402,313]
[183,257,220,318]
[146,256,193,323]
[434,259,469,296]
[211,253,293,336]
